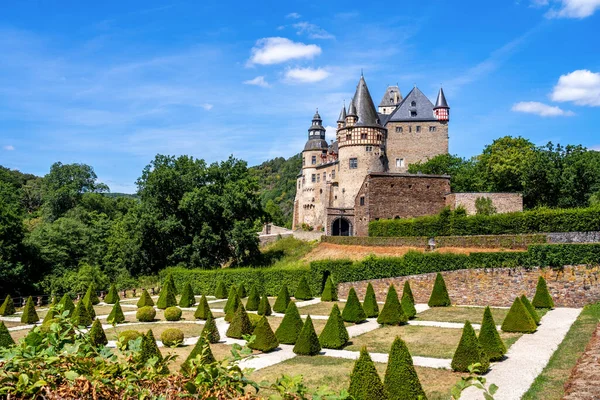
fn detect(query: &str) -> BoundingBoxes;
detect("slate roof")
[304,139,329,151]
[351,75,382,127]
[387,87,437,122]
[434,88,449,109]
[337,105,347,123]
[378,85,402,107]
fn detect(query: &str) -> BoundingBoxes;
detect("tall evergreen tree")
[273,285,291,313]
[348,347,387,400]
[181,334,215,375]
[214,281,228,299]
[275,301,304,344]
[57,294,75,317]
[157,276,177,309]
[71,300,91,327]
[478,306,506,362]
[377,285,407,325]
[319,304,349,349]
[501,297,537,333]
[428,273,451,307]
[384,337,426,400]
[362,283,379,318]
[237,283,247,299]
[342,287,366,323]
[224,286,241,322]
[140,330,163,363]
[82,283,100,306]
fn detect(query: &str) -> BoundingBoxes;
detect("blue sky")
[0,0,599,193]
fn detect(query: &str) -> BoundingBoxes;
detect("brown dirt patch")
[563,323,600,400]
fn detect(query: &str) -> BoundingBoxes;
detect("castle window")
[395,126,403,133]
[411,101,416,107]
[396,158,405,168]
[360,196,365,206]
[311,174,316,183]
[408,126,412,133]
[317,174,320,183]
[377,134,382,140]
[311,155,317,165]
[429,126,436,132]
[410,111,417,117]
[332,170,335,179]
[349,158,358,169]
[323,172,326,181]
[365,146,372,152]
[302,157,305,166]
[416,126,421,133]
[361,133,367,139]
[346,134,351,141]
[302,175,305,184]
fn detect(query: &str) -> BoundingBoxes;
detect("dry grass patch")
[160,343,238,371]
[417,306,548,324]
[296,301,346,316]
[104,322,204,341]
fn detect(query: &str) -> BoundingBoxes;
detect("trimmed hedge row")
[369,207,600,237]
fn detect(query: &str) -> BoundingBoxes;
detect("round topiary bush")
[164,306,182,321]
[161,328,184,347]
[136,306,156,322]
[118,330,143,350]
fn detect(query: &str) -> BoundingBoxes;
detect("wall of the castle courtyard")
[336,145,385,209]
[385,121,449,172]
[445,192,523,215]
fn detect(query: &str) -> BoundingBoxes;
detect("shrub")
[248,313,261,328]
[294,276,313,300]
[104,284,119,304]
[107,301,125,324]
[140,330,163,363]
[89,319,108,347]
[384,336,426,400]
[202,312,220,343]
[237,283,247,299]
[161,328,184,347]
[137,289,155,308]
[164,306,182,321]
[377,285,407,325]
[293,315,321,355]
[362,283,379,318]
[402,280,415,303]
[0,321,15,348]
[478,306,506,362]
[501,297,537,333]
[428,273,451,307]
[166,273,178,295]
[82,284,100,306]
[257,294,272,316]
[117,330,143,350]
[224,286,241,322]
[194,295,211,320]
[226,304,253,339]
[521,295,541,325]
[401,281,417,319]
[348,346,387,400]
[246,285,261,311]
[249,316,279,352]
[321,276,338,301]
[42,306,57,327]
[181,334,215,375]
[273,285,291,313]
[157,276,177,309]
[275,301,303,344]
[71,300,91,327]
[19,296,39,324]
[178,282,196,308]
[342,288,366,323]
[532,276,554,309]
[58,294,75,317]
[451,321,490,373]
[0,295,16,316]
[319,304,349,349]
[136,306,157,322]
[214,281,228,299]
[84,299,96,320]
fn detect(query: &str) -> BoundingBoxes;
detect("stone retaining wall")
[338,265,600,308]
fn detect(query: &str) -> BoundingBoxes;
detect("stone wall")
[446,192,523,215]
[548,231,600,244]
[338,265,600,308]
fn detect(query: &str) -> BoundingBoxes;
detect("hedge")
[369,206,600,237]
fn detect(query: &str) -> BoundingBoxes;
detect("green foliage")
[275,301,304,344]
[160,328,184,347]
[156,277,177,310]
[247,313,261,328]
[273,284,291,313]
[362,283,379,318]
[428,273,451,307]
[257,294,272,316]
[292,315,321,356]
[136,306,156,322]
[194,295,211,320]
[521,295,541,325]
[341,287,366,323]
[107,301,125,324]
[319,304,349,349]
[89,319,108,347]
[179,282,196,308]
[117,330,143,350]
[478,306,506,362]
[137,289,154,308]
[202,312,220,344]
[294,276,313,300]
[401,282,417,319]
[451,321,490,373]
[140,330,163,363]
[0,295,16,316]
[181,334,216,376]
[71,300,91,327]
[84,299,96,320]
[237,283,247,299]
[57,294,75,316]
[82,283,100,306]
[377,285,407,325]
[321,275,338,301]
[475,196,497,215]
[348,347,387,400]
[501,297,537,333]
[104,284,120,304]
[451,364,499,400]
[164,306,182,321]
[532,276,554,309]
[224,286,241,322]
[214,281,228,299]
[0,321,15,348]
[249,316,279,352]
[384,336,426,400]
[21,296,39,324]
[226,304,253,339]
[246,284,261,311]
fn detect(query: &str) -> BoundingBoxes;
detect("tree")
[341,288,366,323]
[224,286,241,322]
[532,276,554,309]
[319,304,349,349]
[478,136,536,192]
[275,301,304,344]
[214,281,228,299]
[237,283,247,299]
[475,196,497,215]
[428,273,451,307]
[348,347,387,400]
[0,295,16,316]
[521,295,541,325]
[293,315,321,356]
[82,283,100,306]
[140,330,163,363]
[363,283,379,318]
[57,294,75,317]
[378,285,407,325]
[384,337,426,400]
[451,321,489,373]
[71,300,91,327]
[249,316,279,352]
[157,276,177,309]
[478,306,506,361]
[408,153,482,193]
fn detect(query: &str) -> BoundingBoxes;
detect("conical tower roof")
[433,88,449,109]
[347,98,357,116]
[352,75,381,127]
[337,105,347,122]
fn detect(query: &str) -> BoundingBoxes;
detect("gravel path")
[320,348,452,369]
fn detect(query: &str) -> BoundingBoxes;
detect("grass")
[417,306,548,324]
[522,302,600,400]
[258,237,316,270]
[105,322,204,341]
[296,301,346,316]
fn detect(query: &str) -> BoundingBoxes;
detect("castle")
[292,75,522,236]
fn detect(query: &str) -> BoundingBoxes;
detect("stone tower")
[378,85,402,114]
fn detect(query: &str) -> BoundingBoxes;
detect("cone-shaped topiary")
[249,316,279,352]
[0,321,15,348]
[107,301,126,324]
[82,284,100,306]
[521,295,541,325]
[348,347,387,400]
[403,280,415,303]
[194,295,211,320]
[165,273,178,295]
[257,294,272,316]
[181,334,215,375]
[246,285,261,311]
[319,303,349,349]
[321,276,338,301]
[237,283,247,299]
[293,315,321,356]
[342,287,366,323]
[20,296,39,324]
[401,281,417,319]
[137,289,154,308]
[42,305,57,326]
[58,294,75,317]
[275,301,304,344]
[501,297,537,333]
[428,273,451,307]
[202,311,220,343]
[478,306,506,362]
[384,336,426,400]
[377,285,407,326]
[89,319,108,347]
[294,276,313,300]
[157,277,177,310]
[273,285,291,313]
[226,304,253,339]
[532,276,554,309]
[214,281,228,299]
[451,321,489,373]
[140,330,163,363]
[0,295,16,316]
[104,284,119,304]
[362,283,379,318]
[84,299,96,320]
[224,286,241,322]
[71,300,92,327]
[179,282,196,308]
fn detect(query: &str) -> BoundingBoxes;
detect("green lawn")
[417,305,548,325]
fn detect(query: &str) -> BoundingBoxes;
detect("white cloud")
[545,0,600,18]
[293,22,335,39]
[591,145,600,151]
[284,67,330,83]
[243,76,270,87]
[551,70,600,106]
[248,37,321,66]
[3,145,15,151]
[201,103,213,110]
[512,101,575,116]
[325,125,337,142]
[286,12,301,19]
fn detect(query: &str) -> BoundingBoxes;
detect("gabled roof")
[351,75,382,127]
[378,85,402,107]
[387,86,436,122]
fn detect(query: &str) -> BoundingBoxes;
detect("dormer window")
[410,111,417,117]
[411,101,416,107]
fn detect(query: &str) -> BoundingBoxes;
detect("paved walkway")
[320,348,452,369]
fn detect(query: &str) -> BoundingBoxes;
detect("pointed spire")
[337,105,347,122]
[347,98,357,117]
[313,108,322,121]
[434,87,449,109]
[352,75,381,126]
